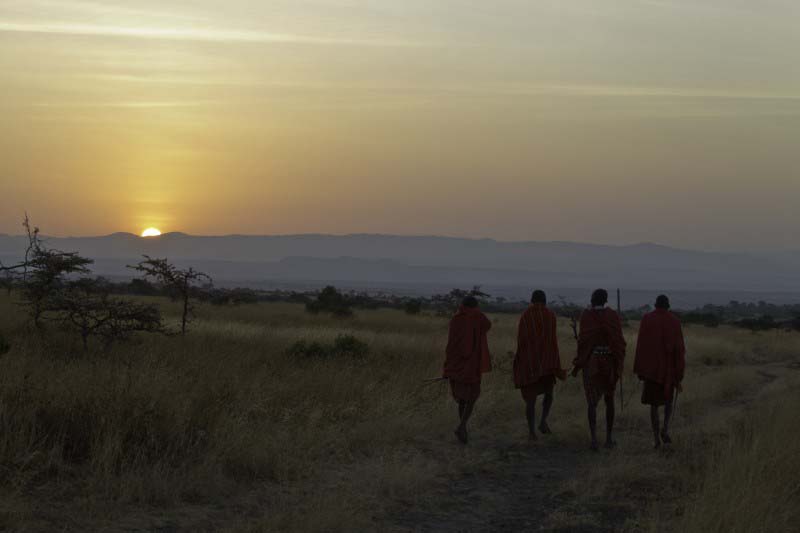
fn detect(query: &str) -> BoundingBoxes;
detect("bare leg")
[526,398,538,440]
[661,399,674,444]
[651,405,661,449]
[455,399,476,444]
[539,392,553,434]
[588,403,599,451]
[604,394,616,448]
[455,401,467,443]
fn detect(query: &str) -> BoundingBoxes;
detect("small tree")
[432,286,490,315]
[404,299,423,315]
[305,285,353,317]
[0,216,93,326]
[553,296,583,340]
[129,256,211,335]
[55,278,167,350]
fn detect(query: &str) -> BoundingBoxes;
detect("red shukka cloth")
[443,306,492,384]
[634,308,686,394]
[574,307,627,377]
[513,304,565,388]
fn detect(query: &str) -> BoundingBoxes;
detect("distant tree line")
[2,217,797,336]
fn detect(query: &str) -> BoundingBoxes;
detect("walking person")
[572,289,627,451]
[513,290,566,441]
[442,296,492,444]
[634,295,686,449]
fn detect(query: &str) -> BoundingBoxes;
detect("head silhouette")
[655,294,671,310]
[462,296,479,308]
[531,290,547,304]
[591,289,608,307]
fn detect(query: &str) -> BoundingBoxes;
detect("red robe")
[574,307,627,379]
[513,304,564,388]
[634,309,686,395]
[443,306,492,384]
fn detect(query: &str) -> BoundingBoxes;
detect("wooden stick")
[617,288,624,412]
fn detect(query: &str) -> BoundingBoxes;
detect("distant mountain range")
[1,232,798,308]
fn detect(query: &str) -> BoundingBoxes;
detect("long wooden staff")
[617,288,624,412]
[569,311,579,376]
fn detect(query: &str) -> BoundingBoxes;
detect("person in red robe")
[571,289,627,451]
[513,290,566,441]
[443,296,492,444]
[634,295,686,449]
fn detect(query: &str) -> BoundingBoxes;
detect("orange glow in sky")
[1,1,799,251]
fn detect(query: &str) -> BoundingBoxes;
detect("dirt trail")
[382,361,799,533]
[386,438,613,533]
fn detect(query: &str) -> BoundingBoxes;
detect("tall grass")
[0,292,797,530]
[679,388,800,533]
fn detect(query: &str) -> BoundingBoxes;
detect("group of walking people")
[442,289,687,451]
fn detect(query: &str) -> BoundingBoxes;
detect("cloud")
[60,74,800,102]
[26,100,213,109]
[18,0,204,23]
[0,20,425,47]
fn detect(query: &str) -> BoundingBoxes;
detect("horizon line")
[0,230,783,255]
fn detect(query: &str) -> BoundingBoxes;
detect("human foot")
[660,431,672,444]
[538,421,552,435]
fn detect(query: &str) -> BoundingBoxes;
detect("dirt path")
[381,361,799,533]
[386,438,616,533]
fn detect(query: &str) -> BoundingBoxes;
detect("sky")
[1,0,799,251]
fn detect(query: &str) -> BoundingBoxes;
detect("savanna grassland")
[0,292,798,532]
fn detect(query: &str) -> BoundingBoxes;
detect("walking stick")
[569,312,579,376]
[617,288,624,412]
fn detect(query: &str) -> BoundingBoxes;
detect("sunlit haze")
[1,1,799,251]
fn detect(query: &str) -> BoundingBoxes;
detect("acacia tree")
[56,277,168,350]
[129,256,211,335]
[0,270,19,296]
[432,286,491,315]
[0,216,93,326]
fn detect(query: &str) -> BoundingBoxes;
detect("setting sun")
[141,227,162,237]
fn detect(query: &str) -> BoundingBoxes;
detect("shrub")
[679,312,721,328]
[331,334,369,357]
[736,316,778,332]
[287,335,369,359]
[404,299,423,315]
[305,286,353,317]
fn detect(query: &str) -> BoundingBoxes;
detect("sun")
[141,227,162,237]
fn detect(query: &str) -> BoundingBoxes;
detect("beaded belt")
[592,346,611,356]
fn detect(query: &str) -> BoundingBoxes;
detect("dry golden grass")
[0,293,797,531]
[678,386,800,533]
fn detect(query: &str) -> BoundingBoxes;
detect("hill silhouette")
[1,233,798,307]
